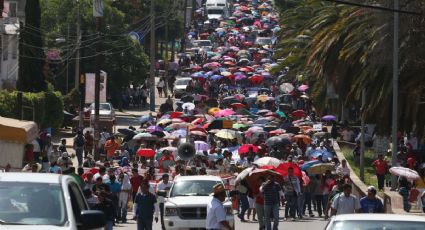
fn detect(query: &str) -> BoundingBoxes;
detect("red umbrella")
[274,162,302,177]
[170,111,184,118]
[247,169,284,189]
[191,118,204,125]
[291,110,306,118]
[249,75,264,84]
[238,144,258,155]
[231,103,246,109]
[239,67,251,72]
[137,148,156,158]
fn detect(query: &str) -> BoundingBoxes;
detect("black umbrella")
[181,95,194,103]
[286,126,301,134]
[123,133,137,143]
[266,136,291,148]
[118,128,137,136]
[206,98,219,107]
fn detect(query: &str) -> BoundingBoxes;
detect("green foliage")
[275,0,425,136]
[0,90,64,129]
[17,0,47,92]
[342,147,378,189]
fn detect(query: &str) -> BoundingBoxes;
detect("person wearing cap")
[330,184,361,216]
[156,174,172,230]
[206,184,232,230]
[360,186,384,213]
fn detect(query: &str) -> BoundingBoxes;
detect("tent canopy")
[0,117,38,143]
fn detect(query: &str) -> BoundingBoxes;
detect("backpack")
[75,135,85,147]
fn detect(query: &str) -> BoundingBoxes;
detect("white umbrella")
[235,167,255,184]
[280,83,294,93]
[254,157,282,168]
[389,167,420,180]
[182,102,195,111]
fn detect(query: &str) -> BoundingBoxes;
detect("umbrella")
[231,103,246,109]
[133,132,156,140]
[215,129,237,140]
[275,162,302,177]
[215,109,236,117]
[147,126,163,133]
[182,102,195,111]
[157,118,172,126]
[291,110,306,118]
[298,84,309,91]
[310,150,333,159]
[171,129,187,138]
[180,95,194,102]
[233,123,248,130]
[238,144,258,155]
[191,130,207,136]
[208,107,220,115]
[254,157,282,167]
[389,167,420,180]
[247,169,284,189]
[293,134,312,144]
[235,167,255,183]
[117,128,137,136]
[280,83,294,93]
[194,141,210,152]
[249,76,264,84]
[269,129,285,136]
[322,115,337,121]
[170,111,184,118]
[266,136,291,147]
[306,163,334,175]
[300,160,321,171]
[137,148,156,158]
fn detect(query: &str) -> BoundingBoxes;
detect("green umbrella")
[233,123,248,130]
[276,110,287,118]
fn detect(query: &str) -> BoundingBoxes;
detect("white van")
[206,0,229,19]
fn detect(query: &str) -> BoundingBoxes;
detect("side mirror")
[80,210,105,229]
[157,190,168,197]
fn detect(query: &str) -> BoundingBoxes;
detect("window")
[68,183,88,225]
[8,2,17,17]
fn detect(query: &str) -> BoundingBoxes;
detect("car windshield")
[0,182,66,226]
[329,220,425,230]
[208,9,224,15]
[175,79,191,86]
[90,103,111,111]
[170,180,221,197]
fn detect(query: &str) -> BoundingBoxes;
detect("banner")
[85,73,107,103]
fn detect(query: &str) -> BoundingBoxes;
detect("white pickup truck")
[162,175,235,229]
[0,173,105,230]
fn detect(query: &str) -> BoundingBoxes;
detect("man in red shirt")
[130,168,144,203]
[372,154,388,191]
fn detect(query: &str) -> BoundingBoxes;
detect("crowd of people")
[8,1,425,230]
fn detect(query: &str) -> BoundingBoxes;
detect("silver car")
[325,214,425,230]
[90,102,115,121]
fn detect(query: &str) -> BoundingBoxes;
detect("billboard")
[85,72,107,104]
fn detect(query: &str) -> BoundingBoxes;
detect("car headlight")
[225,207,233,215]
[165,207,178,216]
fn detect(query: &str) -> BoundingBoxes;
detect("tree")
[17,0,47,92]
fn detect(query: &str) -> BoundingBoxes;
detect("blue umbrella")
[211,75,224,81]
[310,150,333,159]
[300,160,321,171]
[171,129,187,137]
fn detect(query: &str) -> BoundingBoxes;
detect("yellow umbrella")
[208,107,220,115]
[215,129,236,139]
[257,94,269,102]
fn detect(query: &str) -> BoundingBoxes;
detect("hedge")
[0,90,64,129]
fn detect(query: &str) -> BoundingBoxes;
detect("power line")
[325,0,422,15]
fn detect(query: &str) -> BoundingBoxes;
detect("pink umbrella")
[215,109,236,117]
[235,74,247,81]
[298,84,309,91]
[245,126,264,138]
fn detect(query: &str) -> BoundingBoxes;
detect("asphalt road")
[115,207,329,230]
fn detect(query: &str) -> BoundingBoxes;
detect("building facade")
[0,0,25,90]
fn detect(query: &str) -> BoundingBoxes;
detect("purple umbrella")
[147,125,163,133]
[235,74,247,81]
[211,75,224,81]
[322,115,336,121]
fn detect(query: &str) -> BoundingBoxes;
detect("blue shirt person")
[359,186,384,213]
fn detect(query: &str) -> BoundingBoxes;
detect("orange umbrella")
[293,134,312,144]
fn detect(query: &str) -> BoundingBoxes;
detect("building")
[0,0,25,90]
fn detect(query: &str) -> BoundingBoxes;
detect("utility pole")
[93,0,103,159]
[77,0,84,129]
[65,23,70,93]
[164,13,169,98]
[391,0,399,190]
[360,88,366,181]
[182,0,188,52]
[149,0,156,112]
